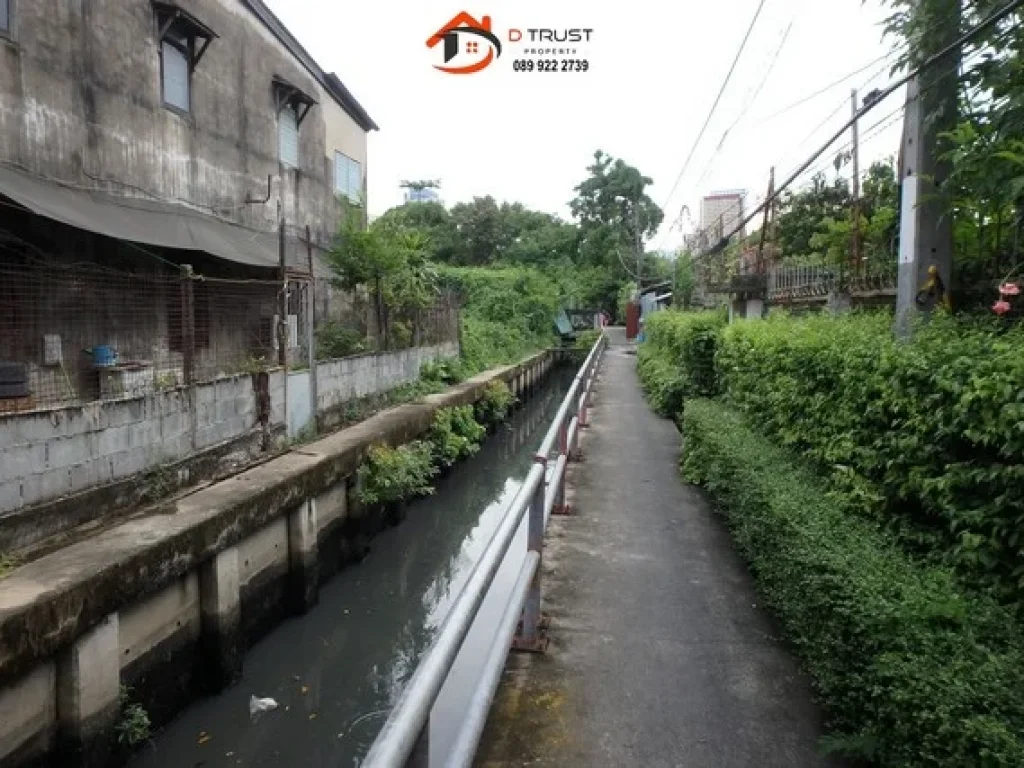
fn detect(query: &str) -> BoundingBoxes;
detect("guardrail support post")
[406,719,429,767]
[513,461,549,653]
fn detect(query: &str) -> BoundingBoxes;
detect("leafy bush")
[715,311,1024,603]
[316,322,368,361]
[116,686,151,748]
[460,316,537,374]
[475,379,516,426]
[428,405,486,467]
[681,399,1024,767]
[572,328,602,350]
[356,441,437,506]
[441,266,559,373]
[636,342,686,419]
[636,310,727,418]
[420,357,468,387]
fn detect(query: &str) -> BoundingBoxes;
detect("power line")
[696,0,1024,263]
[658,0,770,214]
[654,0,1000,255]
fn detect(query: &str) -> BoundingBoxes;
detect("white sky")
[265,0,909,251]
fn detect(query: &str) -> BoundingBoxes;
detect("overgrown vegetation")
[116,686,151,748]
[355,441,437,507]
[572,328,602,350]
[316,322,368,360]
[474,380,516,427]
[681,399,1024,767]
[428,405,487,468]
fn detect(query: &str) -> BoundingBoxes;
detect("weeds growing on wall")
[116,686,152,748]
[355,441,437,507]
[475,380,516,427]
[428,405,487,468]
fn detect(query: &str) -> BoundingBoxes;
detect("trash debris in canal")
[249,695,279,717]
[197,732,210,745]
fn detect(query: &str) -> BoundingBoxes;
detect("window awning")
[0,165,280,269]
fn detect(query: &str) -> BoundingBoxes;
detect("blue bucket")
[91,345,117,367]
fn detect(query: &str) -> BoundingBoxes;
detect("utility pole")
[634,198,642,290]
[895,0,960,340]
[756,167,775,273]
[850,88,862,274]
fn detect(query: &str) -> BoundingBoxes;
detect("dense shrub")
[356,441,437,506]
[475,379,516,427]
[572,328,602,350]
[441,266,559,373]
[636,342,687,419]
[636,310,726,417]
[428,405,486,467]
[681,399,1024,766]
[315,322,368,361]
[420,357,468,386]
[716,312,1024,603]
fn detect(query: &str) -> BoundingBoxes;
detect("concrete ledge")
[0,351,549,690]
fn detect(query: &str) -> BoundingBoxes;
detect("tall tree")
[569,150,664,274]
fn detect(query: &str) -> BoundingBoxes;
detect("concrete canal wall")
[0,351,557,768]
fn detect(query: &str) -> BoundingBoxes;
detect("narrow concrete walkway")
[475,328,834,768]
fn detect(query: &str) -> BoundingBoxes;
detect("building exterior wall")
[700,192,746,240]
[0,0,371,248]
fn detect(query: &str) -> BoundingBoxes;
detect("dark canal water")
[129,366,574,768]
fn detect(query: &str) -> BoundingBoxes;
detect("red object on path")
[625,302,640,340]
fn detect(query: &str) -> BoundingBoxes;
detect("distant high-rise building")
[700,190,746,241]
[404,186,441,204]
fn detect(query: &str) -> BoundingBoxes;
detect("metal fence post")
[181,264,196,386]
[512,463,548,653]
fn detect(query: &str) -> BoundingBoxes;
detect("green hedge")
[681,398,1024,766]
[716,312,1024,603]
[636,310,726,418]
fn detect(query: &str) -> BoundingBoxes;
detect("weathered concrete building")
[0,0,377,247]
[0,3,404,548]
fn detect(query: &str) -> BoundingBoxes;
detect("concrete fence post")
[56,613,120,766]
[288,498,319,614]
[199,547,242,691]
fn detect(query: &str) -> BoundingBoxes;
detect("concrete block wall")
[316,341,459,414]
[0,375,267,517]
[0,346,454,521]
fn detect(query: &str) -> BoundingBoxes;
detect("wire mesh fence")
[0,263,303,412]
[0,261,461,415]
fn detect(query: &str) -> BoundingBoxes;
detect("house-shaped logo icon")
[426,12,503,74]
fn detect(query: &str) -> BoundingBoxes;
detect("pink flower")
[999,282,1020,296]
[993,299,1012,315]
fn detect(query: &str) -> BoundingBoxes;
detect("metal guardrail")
[362,335,608,768]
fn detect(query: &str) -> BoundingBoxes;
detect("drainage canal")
[129,364,576,767]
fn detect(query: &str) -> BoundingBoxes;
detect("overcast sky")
[265,0,908,251]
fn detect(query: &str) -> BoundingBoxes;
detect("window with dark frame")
[0,0,11,34]
[272,75,317,169]
[152,2,217,115]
